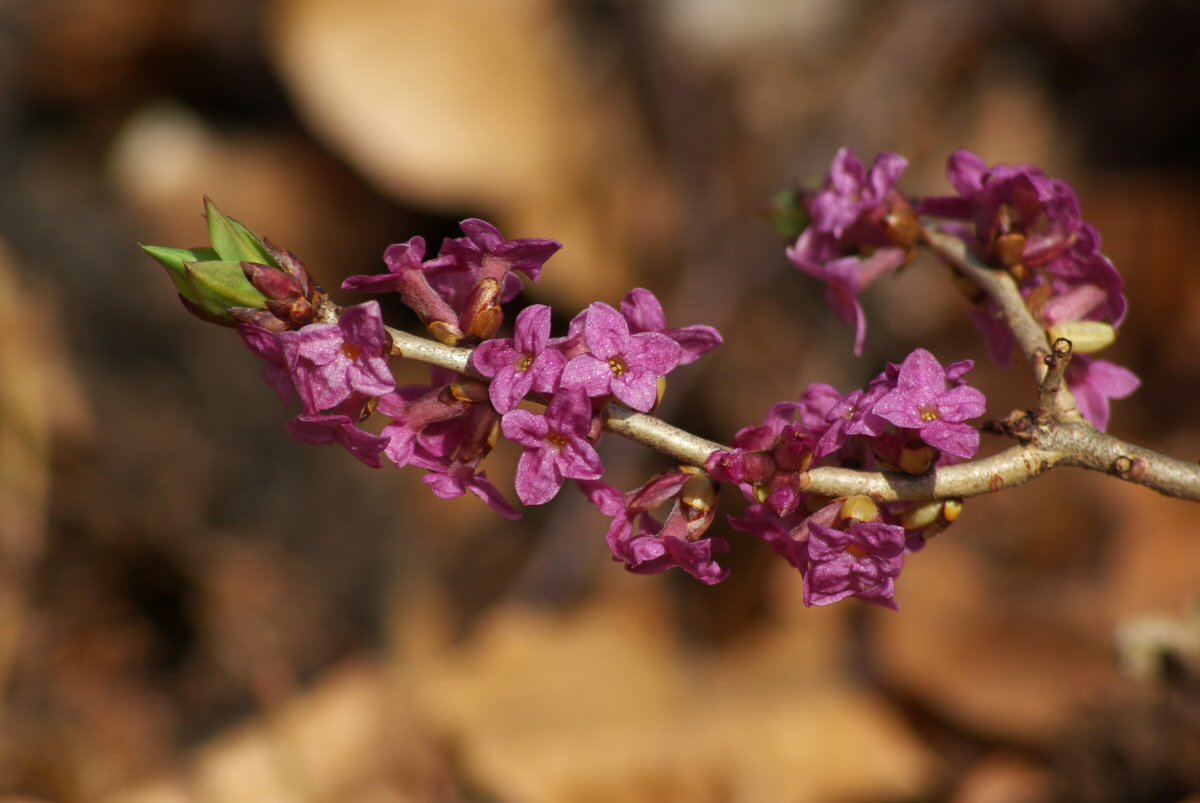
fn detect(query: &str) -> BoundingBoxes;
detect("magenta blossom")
[432,218,562,285]
[285,395,390,469]
[471,304,566,414]
[501,389,603,505]
[375,384,468,469]
[619,288,723,365]
[810,148,909,238]
[804,519,906,609]
[560,302,682,411]
[578,478,730,585]
[293,301,395,411]
[787,239,908,357]
[237,323,298,406]
[1065,355,1140,432]
[786,148,914,357]
[422,460,521,520]
[815,384,889,458]
[872,349,987,460]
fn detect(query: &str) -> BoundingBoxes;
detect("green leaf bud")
[140,244,219,304]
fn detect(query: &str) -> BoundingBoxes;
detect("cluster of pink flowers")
[918,150,1138,429]
[237,219,728,571]
[784,148,1139,431]
[785,148,920,357]
[707,348,983,608]
[152,144,1146,610]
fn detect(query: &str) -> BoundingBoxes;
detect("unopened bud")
[680,471,718,513]
[839,495,878,523]
[885,203,921,251]
[143,198,319,328]
[204,196,276,266]
[994,232,1026,269]
[650,375,667,414]
[450,377,490,404]
[943,498,963,522]
[1047,320,1115,354]
[428,320,466,346]
[462,278,504,342]
[761,188,811,243]
[899,499,943,530]
[898,443,937,475]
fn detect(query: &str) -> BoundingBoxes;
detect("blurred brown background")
[1,0,1199,801]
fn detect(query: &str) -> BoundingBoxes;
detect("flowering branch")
[142,147,1200,609]
[316,296,1200,503]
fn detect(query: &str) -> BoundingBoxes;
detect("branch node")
[1034,337,1073,425]
[984,410,1034,442]
[1112,454,1148,481]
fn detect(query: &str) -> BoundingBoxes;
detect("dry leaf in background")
[394,580,938,803]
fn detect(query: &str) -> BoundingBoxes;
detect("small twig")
[1034,337,1073,426]
[921,226,1081,421]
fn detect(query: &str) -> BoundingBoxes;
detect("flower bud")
[994,232,1026,270]
[898,442,937,475]
[943,498,963,522]
[1046,320,1115,354]
[142,242,268,327]
[142,197,320,328]
[761,188,811,242]
[884,201,921,251]
[680,470,718,514]
[899,499,943,529]
[839,495,879,523]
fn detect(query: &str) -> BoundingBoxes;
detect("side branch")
[1049,425,1200,502]
[922,226,1080,420]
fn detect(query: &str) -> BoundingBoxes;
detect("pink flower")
[619,288,722,365]
[294,301,395,411]
[785,148,914,357]
[559,302,681,411]
[422,461,521,520]
[285,396,390,468]
[433,218,562,284]
[810,148,909,238]
[1065,355,1140,432]
[872,348,987,460]
[237,323,298,406]
[501,389,603,505]
[578,476,730,585]
[470,304,566,414]
[787,239,907,357]
[804,519,906,609]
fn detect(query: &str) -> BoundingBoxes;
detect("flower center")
[919,404,939,422]
[844,543,869,560]
[607,355,628,377]
[341,342,362,361]
[516,353,533,372]
[547,431,567,449]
